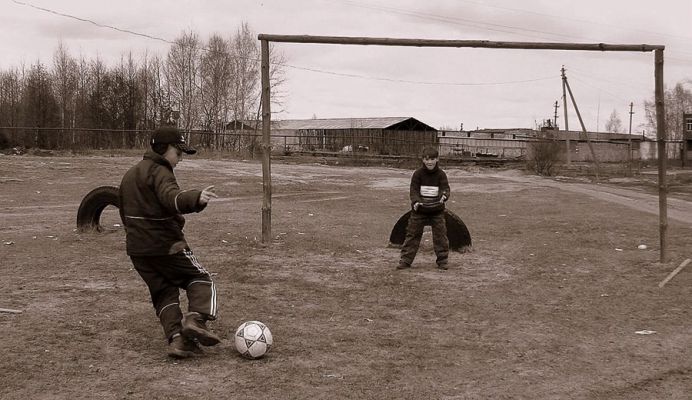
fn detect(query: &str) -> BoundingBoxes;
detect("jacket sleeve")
[439,170,450,201]
[151,166,207,215]
[409,169,423,206]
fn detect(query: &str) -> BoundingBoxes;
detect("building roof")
[228,117,437,131]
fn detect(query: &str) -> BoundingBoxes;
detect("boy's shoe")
[167,334,195,359]
[397,261,411,270]
[437,262,449,270]
[184,337,204,355]
[182,312,221,346]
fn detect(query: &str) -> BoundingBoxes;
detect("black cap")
[151,126,196,154]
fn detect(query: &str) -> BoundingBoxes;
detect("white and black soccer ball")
[234,320,273,359]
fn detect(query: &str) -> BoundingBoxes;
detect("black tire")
[389,209,472,252]
[389,210,413,247]
[76,186,121,232]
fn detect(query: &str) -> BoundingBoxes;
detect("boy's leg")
[153,249,217,319]
[400,212,426,267]
[180,249,217,319]
[160,249,220,346]
[130,257,184,341]
[430,213,449,268]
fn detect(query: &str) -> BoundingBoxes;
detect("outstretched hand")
[199,185,218,205]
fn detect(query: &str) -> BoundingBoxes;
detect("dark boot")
[182,312,221,346]
[167,334,195,359]
[183,337,204,355]
[397,261,411,270]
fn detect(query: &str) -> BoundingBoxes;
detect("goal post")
[258,34,668,262]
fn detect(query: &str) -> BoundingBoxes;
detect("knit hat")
[151,126,196,154]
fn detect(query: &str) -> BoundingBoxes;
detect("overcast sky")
[2,0,691,132]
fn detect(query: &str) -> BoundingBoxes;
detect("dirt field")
[1,152,690,399]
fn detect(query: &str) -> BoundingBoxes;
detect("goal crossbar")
[258,34,664,52]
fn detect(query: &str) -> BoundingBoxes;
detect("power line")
[570,75,631,103]
[454,0,692,43]
[323,0,583,42]
[568,66,652,93]
[11,0,172,44]
[282,63,558,86]
[10,0,561,87]
[325,0,692,60]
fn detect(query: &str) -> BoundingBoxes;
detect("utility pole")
[628,102,634,175]
[553,100,560,128]
[561,66,571,165]
[563,70,601,179]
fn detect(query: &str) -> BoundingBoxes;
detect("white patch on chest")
[420,186,439,197]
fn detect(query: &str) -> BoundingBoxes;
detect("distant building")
[684,113,692,163]
[437,128,646,161]
[227,117,437,155]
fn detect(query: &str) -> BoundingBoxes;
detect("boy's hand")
[440,195,447,203]
[199,185,218,205]
[413,202,420,211]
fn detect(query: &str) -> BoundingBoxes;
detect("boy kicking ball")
[119,125,221,358]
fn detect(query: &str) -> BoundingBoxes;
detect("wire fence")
[0,126,686,164]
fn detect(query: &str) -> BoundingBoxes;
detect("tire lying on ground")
[389,209,472,252]
[76,186,121,232]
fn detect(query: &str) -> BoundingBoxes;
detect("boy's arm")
[152,167,207,214]
[409,170,423,206]
[440,170,450,202]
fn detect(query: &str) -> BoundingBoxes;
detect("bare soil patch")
[0,154,690,399]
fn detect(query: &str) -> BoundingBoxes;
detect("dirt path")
[489,171,692,226]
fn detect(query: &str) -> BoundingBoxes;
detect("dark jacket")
[409,163,450,214]
[119,151,206,256]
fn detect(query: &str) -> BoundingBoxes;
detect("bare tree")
[230,23,260,124]
[644,81,692,140]
[0,67,22,127]
[147,55,170,126]
[167,30,202,135]
[229,23,288,128]
[138,52,165,132]
[267,42,288,115]
[605,109,623,133]
[200,34,232,134]
[22,61,60,147]
[73,56,90,129]
[51,42,78,130]
[85,56,108,129]
[0,67,23,148]
[119,52,143,131]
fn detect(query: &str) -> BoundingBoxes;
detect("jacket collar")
[143,150,174,170]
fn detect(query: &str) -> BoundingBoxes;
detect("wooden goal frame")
[257,34,668,262]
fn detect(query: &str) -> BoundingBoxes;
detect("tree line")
[0,22,286,149]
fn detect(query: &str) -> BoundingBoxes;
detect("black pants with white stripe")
[131,248,217,341]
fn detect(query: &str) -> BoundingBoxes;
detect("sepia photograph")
[1,1,690,398]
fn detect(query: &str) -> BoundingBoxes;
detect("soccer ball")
[234,320,273,359]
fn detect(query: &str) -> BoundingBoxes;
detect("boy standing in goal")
[398,146,451,270]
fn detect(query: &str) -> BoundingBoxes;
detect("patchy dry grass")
[0,154,690,399]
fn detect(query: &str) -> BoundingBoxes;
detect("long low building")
[228,117,438,156]
[438,128,648,162]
